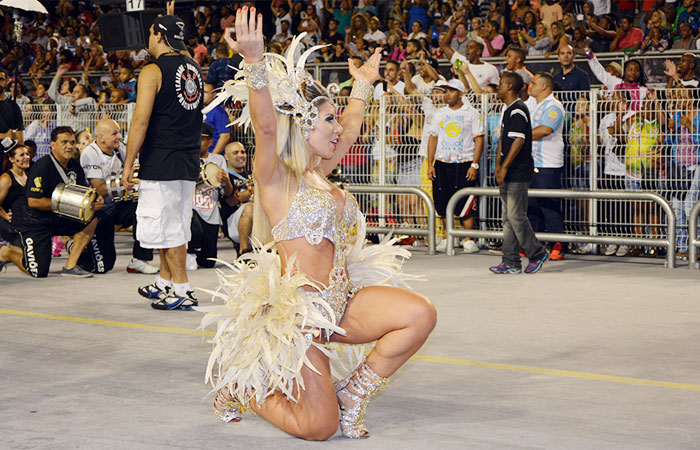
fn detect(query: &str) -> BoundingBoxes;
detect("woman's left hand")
[348,47,382,84]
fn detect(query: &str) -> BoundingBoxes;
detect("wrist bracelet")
[242,60,269,91]
[350,79,373,104]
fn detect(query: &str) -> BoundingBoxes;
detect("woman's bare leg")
[332,286,437,377]
[246,344,340,441]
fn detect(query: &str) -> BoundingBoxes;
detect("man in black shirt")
[13,126,105,278]
[122,13,203,310]
[490,71,549,275]
[553,45,590,112]
[0,68,24,144]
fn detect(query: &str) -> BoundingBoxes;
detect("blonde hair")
[252,78,331,245]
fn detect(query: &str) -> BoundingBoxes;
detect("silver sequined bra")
[272,178,360,325]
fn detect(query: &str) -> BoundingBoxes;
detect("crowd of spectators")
[2,0,700,108]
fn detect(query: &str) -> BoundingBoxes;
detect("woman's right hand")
[224,7,264,64]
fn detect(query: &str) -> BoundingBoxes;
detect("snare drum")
[51,183,98,223]
[105,163,140,201]
[197,162,222,189]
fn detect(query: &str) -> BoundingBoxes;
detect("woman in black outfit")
[0,143,31,273]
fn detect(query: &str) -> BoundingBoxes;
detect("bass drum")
[51,183,98,223]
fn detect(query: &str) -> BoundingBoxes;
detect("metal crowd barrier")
[345,185,436,255]
[688,200,700,269]
[444,188,677,268]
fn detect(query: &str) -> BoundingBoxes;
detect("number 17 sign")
[126,0,144,12]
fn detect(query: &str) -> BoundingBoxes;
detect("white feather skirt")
[197,214,419,408]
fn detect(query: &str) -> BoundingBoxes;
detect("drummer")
[80,119,158,274]
[12,126,105,278]
[186,123,233,270]
[220,141,253,255]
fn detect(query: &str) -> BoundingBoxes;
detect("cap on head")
[445,79,465,92]
[201,122,214,138]
[607,62,623,77]
[153,15,187,51]
[434,79,449,91]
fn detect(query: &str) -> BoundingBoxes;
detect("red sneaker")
[550,242,564,261]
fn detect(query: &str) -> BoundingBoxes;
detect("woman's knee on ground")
[296,416,339,441]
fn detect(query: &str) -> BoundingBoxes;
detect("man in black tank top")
[121,13,203,310]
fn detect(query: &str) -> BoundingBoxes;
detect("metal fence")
[22,103,134,158]
[19,85,700,261]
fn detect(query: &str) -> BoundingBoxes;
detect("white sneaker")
[574,242,593,255]
[615,245,630,257]
[436,239,447,252]
[462,239,479,253]
[126,258,159,274]
[186,253,198,271]
[604,244,618,256]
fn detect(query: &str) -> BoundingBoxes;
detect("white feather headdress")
[203,33,338,131]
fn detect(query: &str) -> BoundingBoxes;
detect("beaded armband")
[242,60,269,91]
[349,79,373,104]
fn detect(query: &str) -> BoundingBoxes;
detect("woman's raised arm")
[320,48,381,175]
[226,8,279,184]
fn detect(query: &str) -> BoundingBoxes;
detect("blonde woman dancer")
[199,7,437,441]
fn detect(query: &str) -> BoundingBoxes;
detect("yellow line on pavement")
[3,308,700,392]
[0,308,214,337]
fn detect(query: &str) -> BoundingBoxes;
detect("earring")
[304,131,310,140]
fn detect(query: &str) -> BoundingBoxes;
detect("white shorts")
[226,202,251,244]
[136,179,195,249]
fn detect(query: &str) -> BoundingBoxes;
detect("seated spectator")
[571,26,593,52]
[108,65,136,102]
[540,0,563,25]
[346,13,369,42]
[673,22,697,49]
[522,10,539,38]
[109,88,128,104]
[546,21,570,56]
[665,53,700,88]
[383,33,407,61]
[512,0,536,21]
[429,13,449,47]
[562,12,576,38]
[471,17,487,40]
[322,18,345,43]
[519,21,552,56]
[503,28,522,53]
[611,16,644,51]
[84,44,106,71]
[449,13,470,55]
[641,25,670,51]
[364,16,387,44]
[403,56,442,95]
[486,0,507,34]
[272,20,292,43]
[315,40,335,62]
[408,20,428,41]
[188,36,210,66]
[646,8,671,35]
[672,0,700,38]
[405,38,426,61]
[483,20,505,57]
[345,36,371,60]
[23,102,55,157]
[584,14,616,53]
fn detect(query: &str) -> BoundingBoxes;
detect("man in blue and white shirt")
[528,72,566,259]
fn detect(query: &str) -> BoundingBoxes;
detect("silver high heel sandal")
[334,362,389,438]
[213,387,246,423]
